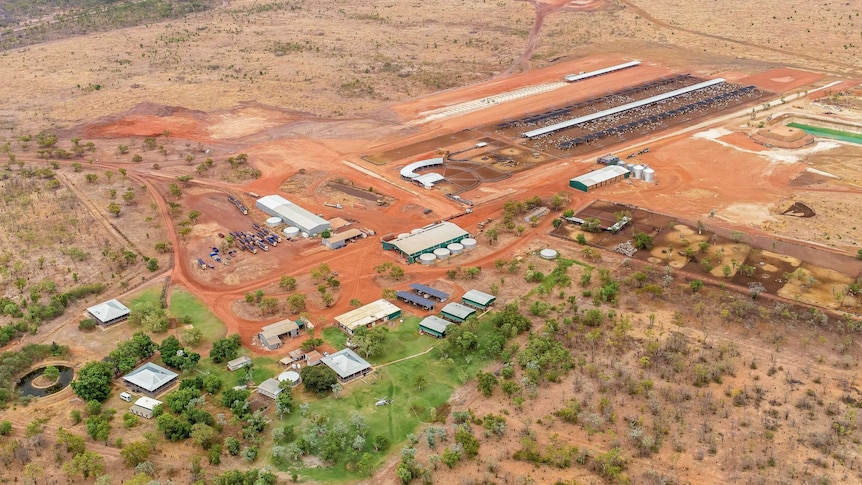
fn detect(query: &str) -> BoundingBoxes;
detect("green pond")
[786,122,862,144]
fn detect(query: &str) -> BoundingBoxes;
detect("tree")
[42,365,60,383]
[157,414,192,441]
[350,298,363,308]
[310,263,331,281]
[191,423,218,450]
[485,227,499,245]
[301,365,338,394]
[86,414,111,443]
[71,361,113,402]
[107,202,121,217]
[63,450,105,479]
[276,386,294,417]
[188,210,201,224]
[582,217,602,233]
[169,183,182,198]
[476,371,498,397]
[121,441,152,468]
[301,337,324,351]
[352,326,388,358]
[690,279,704,293]
[85,173,98,184]
[118,145,129,154]
[633,232,654,250]
[857,249,862,260]
[209,334,242,363]
[373,434,390,452]
[181,327,203,347]
[415,375,428,391]
[286,293,307,314]
[279,275,297,290]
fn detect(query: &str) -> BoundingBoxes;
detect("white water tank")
[461,238,477,250]
[419,253,436,265]
[632,165,644,179]
[447,243,464,254]
[625,163,634,171]
[266,217,282,227]
[643,167,655,182]
[433,248,450,260]
[278,371,301,387]
[283,227,300,238]
[540,248,558,260]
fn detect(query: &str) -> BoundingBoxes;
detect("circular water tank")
[461,238,477,250]
[277,371,301,387]
[433,248,450,260]
[411,228,424,235]
[266,217,282,227]
[632,164,644,179]
[447,243,464,254]
[419,253,437,265]
[625,163,634,171]
[283,227,300,238]
[540,248,558,260]
[397,233,411,239]
[617,160,627,166]
[643,167,655,182]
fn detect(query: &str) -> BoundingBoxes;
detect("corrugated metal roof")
[419,315,452,334]
[390,222,469,256]
[256,195,330,234]
[414,173,445,187]
[132,396,162,411]
[87,298,130,323]
[570,165,630,187]
[123,363,178,392]
[462,289,496,306]
[325,228,364,244]
[321,349,371,379]
[335,299,401,330]
[441,302,477,320]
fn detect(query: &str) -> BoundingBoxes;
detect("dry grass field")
[0,0,861,484]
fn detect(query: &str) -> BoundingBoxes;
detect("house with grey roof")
[321,349,372,383]
[123,362,178,397]
[87,298,130,326]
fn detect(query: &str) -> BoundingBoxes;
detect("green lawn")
[168,288,227,344]
[277,317,493,482]
[126,286,161,307]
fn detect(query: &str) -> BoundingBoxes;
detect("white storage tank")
[632,165,644,179]
[625,163,634,171]
[643,167,655,182]
[461,238,477,251]
[278,371,301,387]
[419,253,437,265]
[433,248,450,260]
[283,227,300,238]
[266,217,282,227]
[447,243,464,255]
[540,248,558,260]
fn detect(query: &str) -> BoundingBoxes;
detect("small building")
[409,283,449,302]
[381,222,470,263]
[123,363,178,398]
[256,194,331,236]
[440,302,477,323]
[396,291,435,311]
[130,397,162,419]
[462,290,496,310]
[334,299,402,335]
[258,319,301,351]
[257,378,283,400]
[322,228,365,250]
[305,350,323,367]
[321,349,372,383]
[86,298,130,327]
[597,154,620,165]
[419,316,453,338]
[227,356,252,372]
[569,165,630,192]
